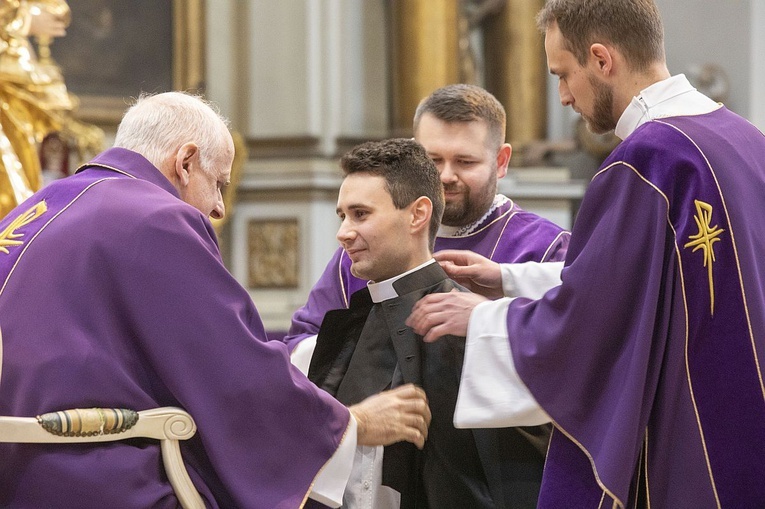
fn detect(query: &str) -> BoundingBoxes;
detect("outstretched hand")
[406,289,488,343]
[350,384,431,449]
[434,249,503,299]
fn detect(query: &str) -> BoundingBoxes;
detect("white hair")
[113,91,231,173]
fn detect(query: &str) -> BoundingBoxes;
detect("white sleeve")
[292,334,354,506]
[454,298,550,428]
[309,413,358,507]
[501,261,564,299]
[290,334,317,376]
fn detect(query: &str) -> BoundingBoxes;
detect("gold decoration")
[247,219,299,289]
[684,199,725,315]
[483,0,547,149]
[390,0,460,136]
[0,200,46,254]
[0,1,104,219]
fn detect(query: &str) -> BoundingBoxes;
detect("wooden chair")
[0,328,205,509]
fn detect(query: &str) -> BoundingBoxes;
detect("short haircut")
[536,0,665,72]
[413,84,506,150]
[341,138,444,251]
[114,92,231,174]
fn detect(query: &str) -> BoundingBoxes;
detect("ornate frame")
[52,0,205,126]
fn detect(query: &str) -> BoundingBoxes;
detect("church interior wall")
[54,0,760,334]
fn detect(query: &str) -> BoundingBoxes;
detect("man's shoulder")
[47,174,213,247]
[507,203,566,232]
[87,176,200,222]
[611,112,725,163]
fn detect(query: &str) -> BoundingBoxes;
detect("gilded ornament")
[684,199,725,315]
[0,199,46,254]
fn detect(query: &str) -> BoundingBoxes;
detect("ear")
[174,142,199,186]
[495,143,512,179]
[409,196,433,236]
[589,43,614,76]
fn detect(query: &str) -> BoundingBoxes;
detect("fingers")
[433,249,481,265]
[393,384,431,449]
[437,260,475,281]
[407,291,476,340]
[406,294,441,336]
[422,323,455,344]
[351,384,432,448]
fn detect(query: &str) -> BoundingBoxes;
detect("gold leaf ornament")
[0,201,48,255]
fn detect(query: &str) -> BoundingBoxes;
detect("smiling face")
[414,112,508,227]
[336,173,421,282]
[545,22,617,134]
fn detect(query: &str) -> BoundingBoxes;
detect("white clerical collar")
[614,74,720,140]
[438,194,509,238]
[367,259,436,303]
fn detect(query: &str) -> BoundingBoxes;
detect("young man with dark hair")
[310,137,542,508]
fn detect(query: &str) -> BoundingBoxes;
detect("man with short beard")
[286,84,569,355]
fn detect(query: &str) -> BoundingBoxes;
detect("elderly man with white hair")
[0,92,430,509]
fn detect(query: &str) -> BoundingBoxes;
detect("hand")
[406,289,488,343]
[434,250,503,299]
[350,384,431,449]
[29,8,67,38]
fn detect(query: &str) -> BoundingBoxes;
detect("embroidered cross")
[684,199,724,315]
[0,201,48,255]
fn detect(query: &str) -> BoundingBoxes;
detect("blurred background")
[6,0,761,335]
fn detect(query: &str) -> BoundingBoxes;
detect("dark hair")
[413,84,506,150]
[340,138,444,250]
[536,0,665,72]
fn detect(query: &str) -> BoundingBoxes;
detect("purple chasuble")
[285,197,569,351]
[0,148,350,508]
[508,107,765,508]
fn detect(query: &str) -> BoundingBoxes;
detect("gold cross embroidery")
[683,199,724,315]
[0,201,48,255]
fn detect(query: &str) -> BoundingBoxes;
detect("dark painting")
[50,0,174,98]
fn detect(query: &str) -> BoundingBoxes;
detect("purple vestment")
[0,148,350,508]
[508,107,765,507]
[285,197,569,351]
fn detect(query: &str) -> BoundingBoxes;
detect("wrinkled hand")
[434,250,503,299]
[406,289,488,343]
[350,384,431,449]
[29,8,67,38]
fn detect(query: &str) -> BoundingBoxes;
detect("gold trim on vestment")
[339,250,350,309]
[298,412,354,509]
[0,178,117,298]
[0,201,47,254]
[542,230,569,262]
[683,200,724,315]
[655,119,765,405]
[643,429,652,509]
[596,159,723,508]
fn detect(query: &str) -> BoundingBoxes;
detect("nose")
[558,81,573,107]
[440,162,458,184]
[210,195,225,220]
[336,218,356,246]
